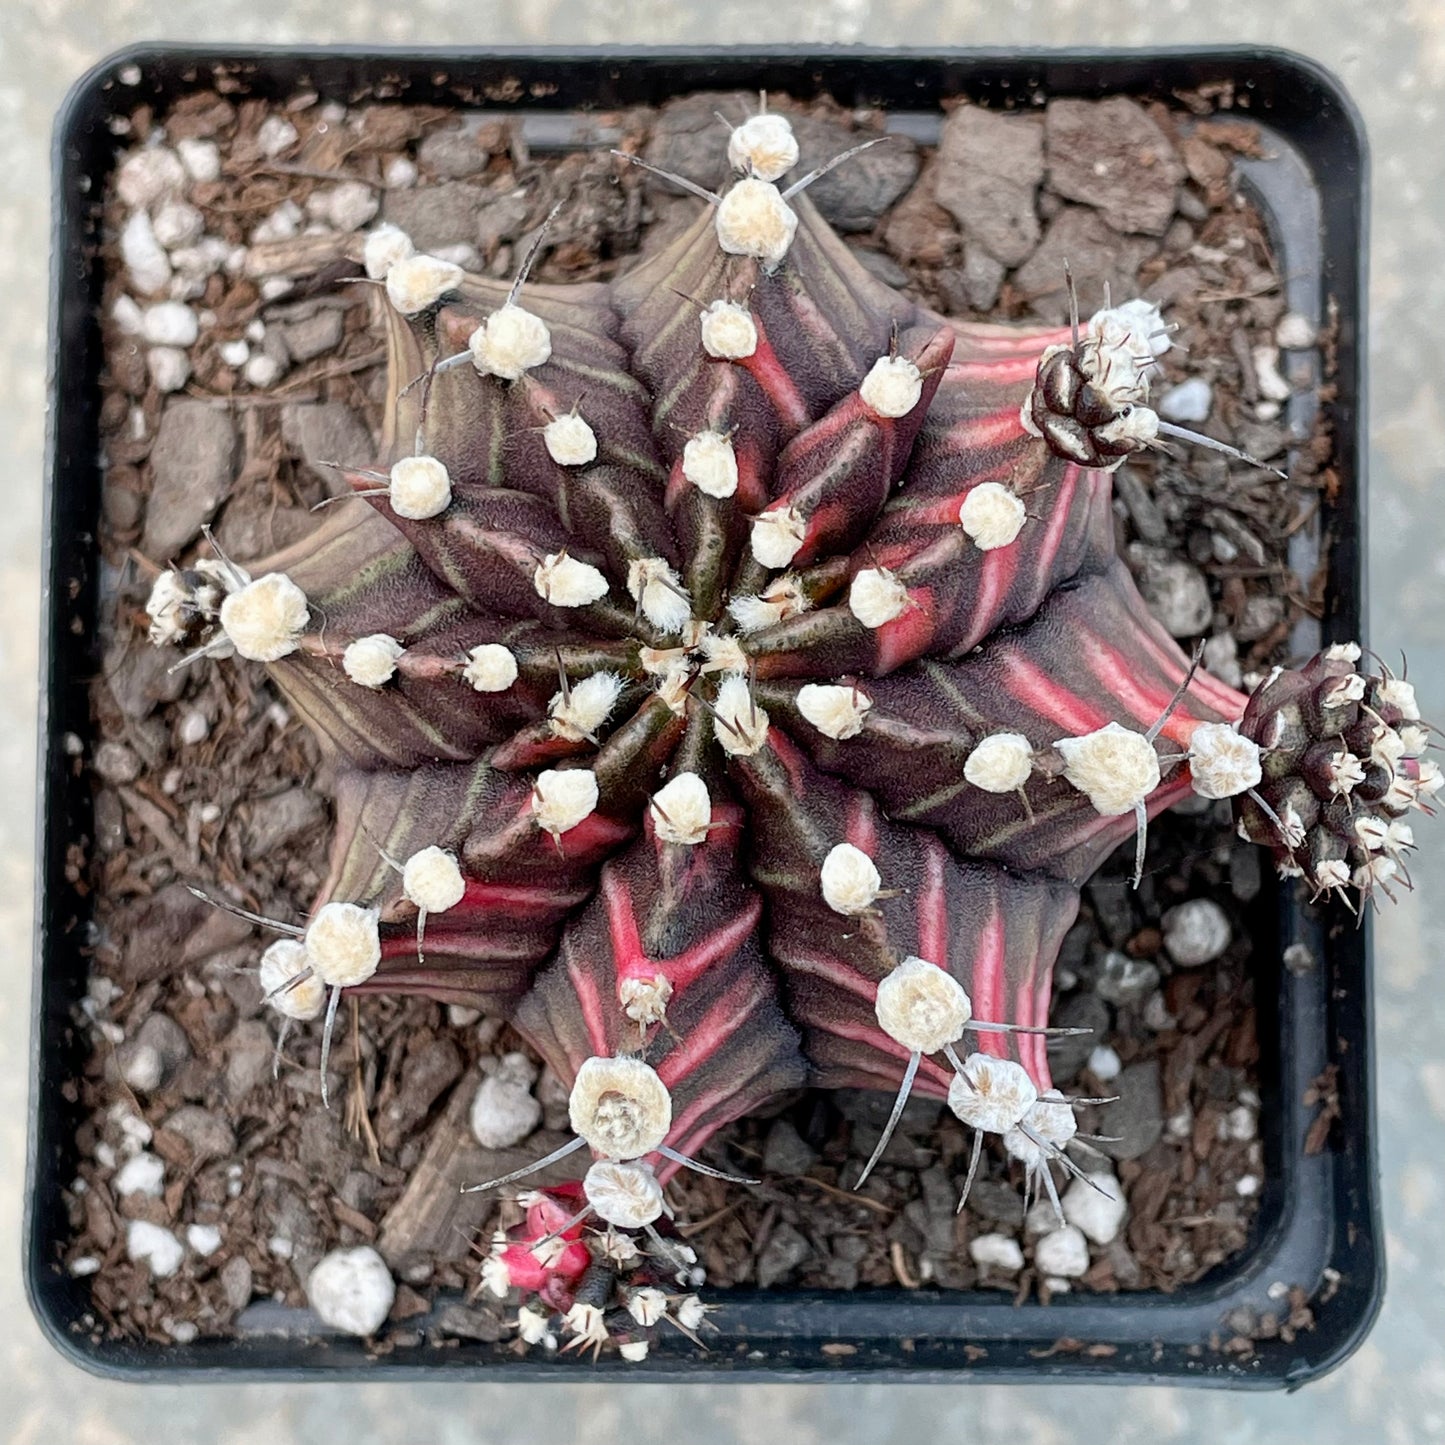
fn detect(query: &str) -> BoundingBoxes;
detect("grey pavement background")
[4,4,1444,1442]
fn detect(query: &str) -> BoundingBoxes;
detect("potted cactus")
[30,46,1394,1382]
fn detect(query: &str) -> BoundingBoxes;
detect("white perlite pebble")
[256,116,299,158]
[682,430,739,499]
[532,769,599,837]
[114,1151,166,1198]
[1157,376,1213,424]
[796,682,871,740]
[363,223,416,280]
[147,347,192,394]
[1276,312,1317,350]
[305,903,381,988]
[251,199,302,244]
[859,355,923,418]
[750,506,807,568]
[969,1233,1025,1273]
[121,210,172,293]
[700,299,758,359]
[389,455,452,519]
[584,1160,666,1229]
[543,412,598,467]
[1055,722,1160,816]
[727,113,800,181]
[219,338,250,366]
[403,846,466,913]
[308,181,379,233]
[628,558,692,634]
[1162,898,1232,967]
[385,155,419,188]
[964,733,1033,792]
[468,305,553,380]
[219,573,310,662]
[259,938,326,1020]
[1062,1172,1128,1245]
[958,483,1027,550]
[243,353,283,388]
[875,955,970,1054]
[1087,1044,1122,1081]
[177,137,222,183]
[715,178,799,268]
[1252,344,1292,402]
[307,1246,396,1336]
[713,674,770,756]
[651,772,712,845]
[469,1055,543,1149]
[549,671,624,741]
[848,567,909,629]
[127,1220,185,1278]
[343,633,404,688]
[462,643,518,693]
[947,1054,1038,1135]
[1187,721,1262,799]
[186,1224,223,1257]
[386,253,464,314]
[820,842,881,915]
[151,200,205,250]
[534,552,609,608]
[117,147,186,209]
[112,294,145,334]
[1034,1224,1090,1278]
[121,1044,163,1093]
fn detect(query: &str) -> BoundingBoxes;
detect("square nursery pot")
[29,44,1373,1386]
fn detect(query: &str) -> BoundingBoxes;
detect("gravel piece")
[419,125,494,179]
[1095,951,1162,1008]
[117,147,186,209]
[177,137,221,183]
[1047,992,1110,1081]
[1129,544,1212,637]
[224,1020,275,1101]
[1162,897,1233,966]
[141,400,238,558]
[307,1246,396,1336]
[306,181,380,233]
[126,1220,186,1278]
[152,200,205,250]
[1045,98,1185,235]
[882,166,960,268]
[94,740,142,784]
[756,1221,811,1287]
[162,1105,237,1164]
[245,786,327,855]
[221,1255,254,1311]
[1095,1061,1164,1162]
[761,1118,819,1177]
[141,301,199,347]
[468,1054,542,1150]
[1276,311,1317,349]
[934,106,1043,266]
[382,182,490,252]
[432,1302,506,1341]
[276,306,345,363]
[1087,1045,1122,1081]
[1012,206,1158,321]
[1158,376,1213,423]
[1034,1224,1090,1278]
[1062,1172,1128,1244]
[256,115,299,158]
[187,1223,223,1256]
[279,399,373,489]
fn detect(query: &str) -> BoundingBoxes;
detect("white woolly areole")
[1085,298,1168,407]
[700,630,749,675]
[385,253,464,314]
[700,299,758,359]
[654,661,692,716]
[729,576,809,636]
[1355,815,1391,852]
[462,643,518,693]
[1324,642,1363,663]
[549,671,624,741]
[727,112,800,182]
[362,224,415,280]
[1325,750,1366,795]
[1314,858,1351,892]
[713,674,770,756]
[796,682,872,741]
[947,1053,1039,1135]
[682,430,739,499]
[651,772,712,845]
[305,903,381,988]
[219,573,310,662]
[715,177,799,268]
[627,1287,668,1328]
[342,633,404,689]
[1003,1090,1078,1166]
[859,354,924,419]
[620,974,674,1027]
[820,841,882,915]
[389,455,452,519]
[563,1303,608,1347]
[259,939,325,1021]
[402,846,466,913]
[1354,856,1400,892]
[628,557,692,634]
[307,1246,396,1337]
[1095,404,1160,452]
[532,768,599,837]
[875,955,971,1055]
[1056,722,1161,816]
[1320,673,1367,709]
[467,305,552,380]
[750,506,807,569]
[1378,677,1420,720]
[1187,722,1263,799]
[848,567,910,629]
[959,483,1027,550]
[964,733,1034,793]
[1371,726,1406,771]
[534,552,609,608]
[569,1055,672,1159]
[543,412,598,467]
[583,1160,666,1229]
[1400,724,1430,758]
[516,1304,554,1347]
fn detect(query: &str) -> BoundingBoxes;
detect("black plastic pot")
[29,44,1373,1386]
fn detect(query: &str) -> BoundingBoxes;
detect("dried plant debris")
[60,82,1424,1363]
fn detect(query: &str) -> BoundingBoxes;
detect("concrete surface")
[3,4,1443,1442]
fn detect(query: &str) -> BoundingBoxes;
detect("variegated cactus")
[149,106,1436,1358]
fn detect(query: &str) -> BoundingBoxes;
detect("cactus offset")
[151,107,1432,1356]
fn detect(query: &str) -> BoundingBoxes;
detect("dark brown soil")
[61,82,1334,1350]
